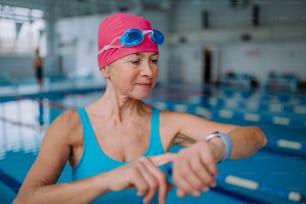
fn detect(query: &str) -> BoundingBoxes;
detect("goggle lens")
[99,28,164,54]
[151,29,164,45]
[120,29,144,47]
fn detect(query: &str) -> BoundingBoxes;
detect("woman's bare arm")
[161,111,267,198]
[13,111,112,204]
[166,111,267,160]
[14,110,175,204]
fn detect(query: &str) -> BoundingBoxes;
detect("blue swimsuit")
[73,108,167,204]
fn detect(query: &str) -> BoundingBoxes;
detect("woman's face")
[104,52,159,100]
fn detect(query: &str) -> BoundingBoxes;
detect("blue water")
[1,84,305,204]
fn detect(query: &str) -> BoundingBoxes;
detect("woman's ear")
[102,66,110,79]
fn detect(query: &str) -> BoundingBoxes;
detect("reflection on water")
[0,86,306,204]
[0,100,48,158]
[0,93,100,158]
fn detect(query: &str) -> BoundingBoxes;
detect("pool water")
[1,84,305,203]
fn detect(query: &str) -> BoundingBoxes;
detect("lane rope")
[166,163,306,203]
[0,168,21,194]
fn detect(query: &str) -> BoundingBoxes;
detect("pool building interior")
[0,0,306,203]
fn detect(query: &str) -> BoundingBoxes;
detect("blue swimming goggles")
[99,28,164,54]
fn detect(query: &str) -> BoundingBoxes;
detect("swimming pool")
[1,84,305,203]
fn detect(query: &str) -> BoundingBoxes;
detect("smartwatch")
[206,131,232,161]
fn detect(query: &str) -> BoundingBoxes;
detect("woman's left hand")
[171,140,218,198]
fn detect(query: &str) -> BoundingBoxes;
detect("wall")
[167,0,306,86]
[56,15,103,83]
[1,0,306,86]
[0,55,33,82]
[167,44,202,83]
[219,41,306,82]
[170,0,306,31]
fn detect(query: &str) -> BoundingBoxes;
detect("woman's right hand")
[105,153,176,204]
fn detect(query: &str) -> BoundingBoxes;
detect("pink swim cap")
[97,13,159,70]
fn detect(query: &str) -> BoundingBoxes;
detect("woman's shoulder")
[46,109,82,141]
[52,109,81,127]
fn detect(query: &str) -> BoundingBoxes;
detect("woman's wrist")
[95,172,112,194]
[206,137,226,163]
[206,132,232,162]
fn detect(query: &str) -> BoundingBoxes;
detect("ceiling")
[0,0,171,21]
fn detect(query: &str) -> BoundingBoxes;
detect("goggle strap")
[98,29,163,54]
[98,36,121,54]
[142,30,153,35]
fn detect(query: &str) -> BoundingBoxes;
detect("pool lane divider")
[147,98,306,127]
[0,116,42,130]
[5,95,306,129]
[265,138,306,159]
[32,98,306,153]
[33,98,79,110]
[276,139,303,151]
[166,163,306,203]
[0,85,105,103]
[0,97,79,130]
[2,98,306,158]
[1,162,306,203]
[219,174,306,203]
[0,168,21,194]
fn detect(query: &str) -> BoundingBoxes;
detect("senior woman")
[14,13,267,204]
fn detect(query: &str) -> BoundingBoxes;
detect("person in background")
[14,13,267,204]
[33,48,43,89]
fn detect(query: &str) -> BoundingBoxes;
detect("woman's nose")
[141,62,154,77]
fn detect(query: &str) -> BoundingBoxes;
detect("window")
[0,4,46,55]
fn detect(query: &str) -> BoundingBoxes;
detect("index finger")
[151,153,177,166]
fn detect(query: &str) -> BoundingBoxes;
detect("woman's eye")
[151,59,158,64]
[130,59,140,65]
